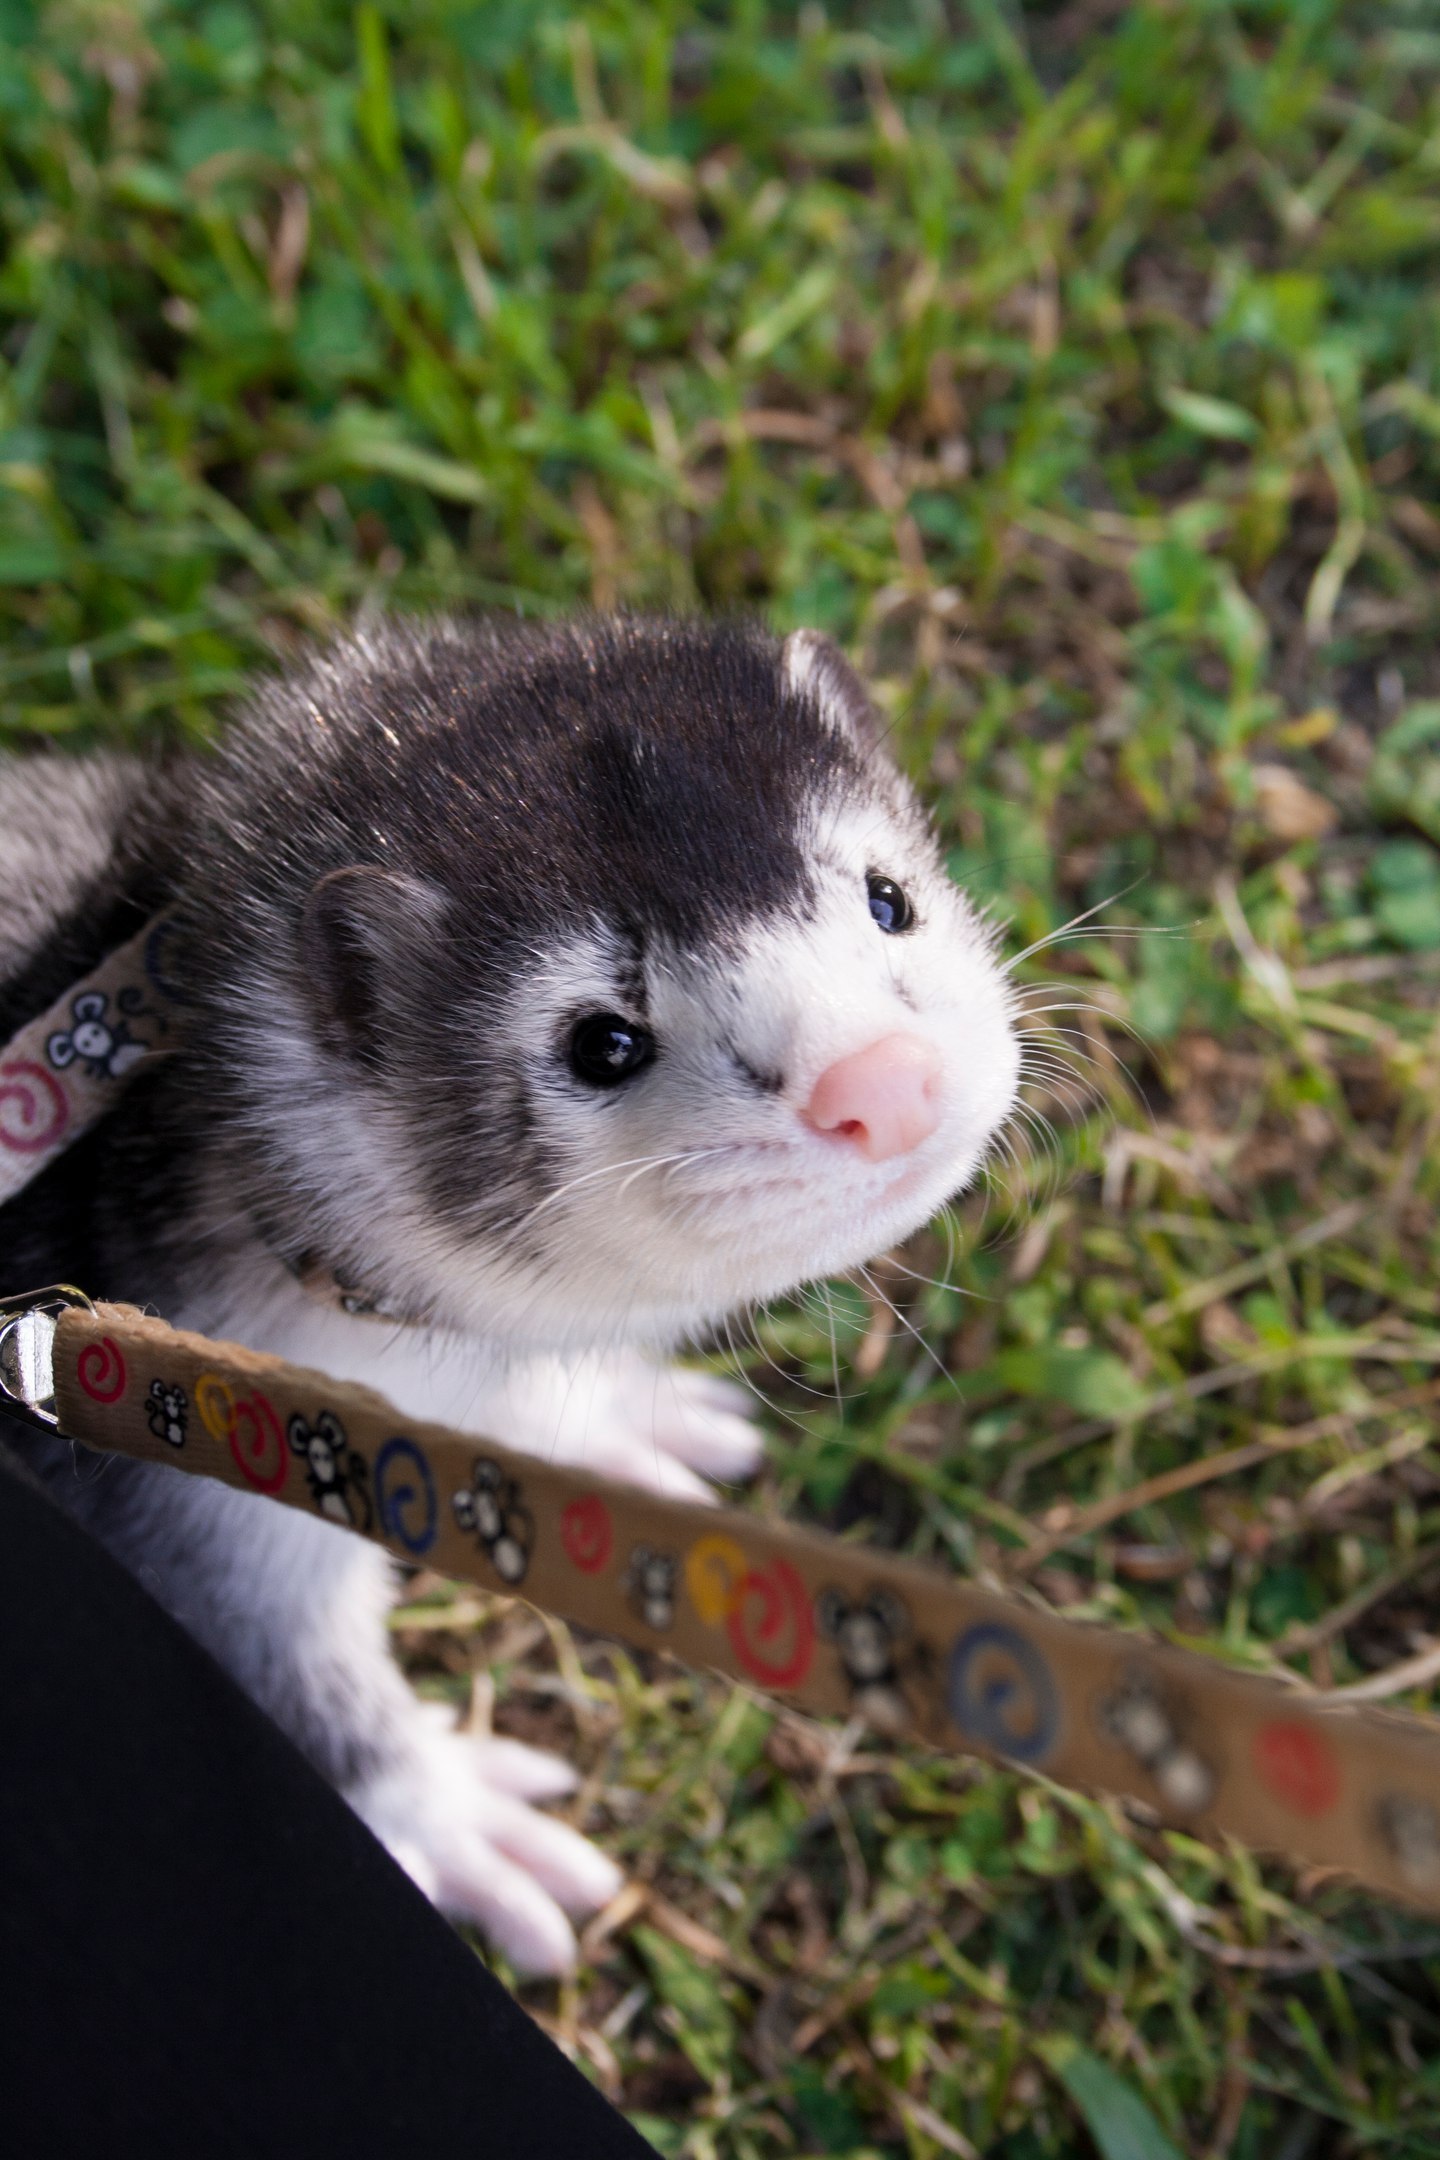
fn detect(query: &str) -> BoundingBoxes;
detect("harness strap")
[0,917,184,1206]
[32,1295,1440,1921]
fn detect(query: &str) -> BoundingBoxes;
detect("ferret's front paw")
[497,1352,763,1501]
[350,1707,622,1977]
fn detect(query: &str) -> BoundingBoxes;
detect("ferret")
[0,615,1020,1974]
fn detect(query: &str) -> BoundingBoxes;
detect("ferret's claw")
[481,1349,763,1499]
[643,1363,766,1481]
[352,1715,621,1979]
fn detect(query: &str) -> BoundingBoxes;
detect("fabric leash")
[7,1291,1440,1919]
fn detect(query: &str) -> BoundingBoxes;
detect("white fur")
[781,627,826,701]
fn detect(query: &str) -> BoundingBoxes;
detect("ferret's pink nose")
[802,1034,944,1162]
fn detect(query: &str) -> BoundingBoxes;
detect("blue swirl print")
[947,1621,1060,1765]
[374,1437,438,1556]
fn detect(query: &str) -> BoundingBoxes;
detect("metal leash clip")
[0,1286,95,1431]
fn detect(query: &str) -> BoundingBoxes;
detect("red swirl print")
[77,1336,127,1404]
[561,1495,614,1574]
[1254,1719,1340,1819]
[0,1060,69,1155]
[726,1558,815,1689]
[227,1390,287,1493]
[194,1373,287,1494]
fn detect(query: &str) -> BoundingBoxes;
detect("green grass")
[8,0,1440,2152]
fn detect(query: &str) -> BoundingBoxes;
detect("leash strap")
[34,1297,1440,1918]
[0,918,185,1206]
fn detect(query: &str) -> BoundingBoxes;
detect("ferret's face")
[493,741,1016,1333]
[212,619,1020,1353]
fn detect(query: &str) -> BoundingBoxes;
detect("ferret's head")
[195,617,1020,1352]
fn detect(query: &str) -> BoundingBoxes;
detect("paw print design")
[145,1378,188,1449]
[816,1586,913,1732]
[625,1545,678,1631]
[46,989,151,1082]
[287,1409,372,1532]
[452,1460,534,1585]
[1101,1671,1215,1815]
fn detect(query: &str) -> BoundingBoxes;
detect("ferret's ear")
[300,865,445,1071]
[781,629,887,758]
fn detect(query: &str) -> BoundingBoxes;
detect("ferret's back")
[0,751,151,979]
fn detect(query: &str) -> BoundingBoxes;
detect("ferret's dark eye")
[867,874,914,934]
[569,1014,657,1087]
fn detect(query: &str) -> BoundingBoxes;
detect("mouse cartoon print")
[452,1459,534,1585]
[816,1586,915,1731]
[46,989,151,1081]
[625,1545,679,1631]
[287,1409,372,1531]
[1101,1671,1215,1815]
[145,1379,188,1449]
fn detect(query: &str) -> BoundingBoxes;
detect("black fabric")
[0,1443,656,2159]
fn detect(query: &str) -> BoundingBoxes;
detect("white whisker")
[854,1263,959,1394]
[1002,884,1142,973]
[508,1146,733,1234]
